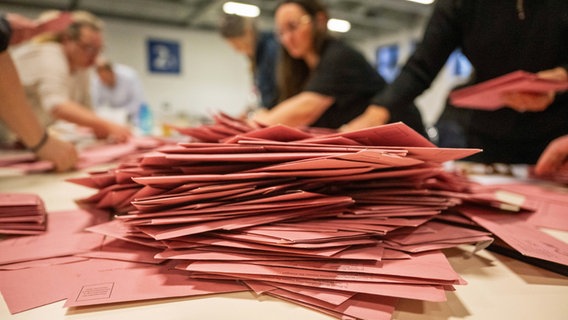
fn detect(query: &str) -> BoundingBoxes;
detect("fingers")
[535,135,568,175]
[536,67,568,82]
[535,148,563,175]
[502,91,554,112]
[36,136,78,172]
[96,122,132,143]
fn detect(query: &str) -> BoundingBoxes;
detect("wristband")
[29,130,49,153]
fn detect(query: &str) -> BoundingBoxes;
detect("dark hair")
[219,13,256,38]
[95,56,113,71]
[275,0,330,101]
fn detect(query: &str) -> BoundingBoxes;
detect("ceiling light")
[327,18,351,33]
[406,0,435,4]
[222,2,260,17]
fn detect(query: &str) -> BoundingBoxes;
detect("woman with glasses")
[6,10,131,144]
[252,0,425,134]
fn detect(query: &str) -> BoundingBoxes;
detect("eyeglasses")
[277,15,312,39]
[75,39,102,55]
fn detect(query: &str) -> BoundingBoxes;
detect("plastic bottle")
[159,102,174,137]
[137,102,154,136]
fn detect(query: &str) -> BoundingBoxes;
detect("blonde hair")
[34,10,103,43]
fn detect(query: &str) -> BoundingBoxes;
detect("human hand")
[502,67,568,113]
[249,108,270,124]
[339,105,390,132]
[35,135,78,172]
[501,91,555,112]
[537,66,568,82]
[105,122,132,143]
[534,135,568,176]
[93,121,132,143]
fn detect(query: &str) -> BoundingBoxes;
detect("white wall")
[101,19,253,122]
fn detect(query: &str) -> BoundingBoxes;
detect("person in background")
[0,12,77,171]
[251,0,426,132]
[535,135,568,175]
[91,56,144,124]
[219,13,279,111]
[343,0,568,165]
[8,10,131,144]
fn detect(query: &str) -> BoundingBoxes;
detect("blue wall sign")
[147,38,181,74]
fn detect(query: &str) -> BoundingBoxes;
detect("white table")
[1,170,567,320]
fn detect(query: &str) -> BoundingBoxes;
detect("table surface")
[1,169,567,320]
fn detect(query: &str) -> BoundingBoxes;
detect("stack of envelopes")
[0,193,48,235]
[66,114,514,319]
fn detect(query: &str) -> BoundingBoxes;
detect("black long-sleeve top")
[372,0,568,164]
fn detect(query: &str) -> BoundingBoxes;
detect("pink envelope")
[239,139,408,155]
[255,250,461,281]
[245,280,355,305]
[0,232,104,265]
[450,70,568,109]
[167,236,348,258]
[0,259,136,313]
[459,205,568,266]
[329,122,436,147]
[267,289,396,320]
[385,221,491,246]
[184,262,448,301]
[76,238,166,264]
[223,124,314,143]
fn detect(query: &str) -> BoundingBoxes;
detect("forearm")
[51,99,132,142]
[254,92,333,127]
[0,51,46,149]
[372,0,460,112]
[340,104,390,132]
[51,100,109,132]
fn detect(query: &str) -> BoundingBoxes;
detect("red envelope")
[450,70,568,109]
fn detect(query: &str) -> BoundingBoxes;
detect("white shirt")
[10,42,91,127]
[90,63,144,121]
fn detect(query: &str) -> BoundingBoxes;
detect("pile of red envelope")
[0,193,48,235]
[64,114,514,319]
[2,114,567,319]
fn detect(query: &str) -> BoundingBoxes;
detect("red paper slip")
[450,70,568,110]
